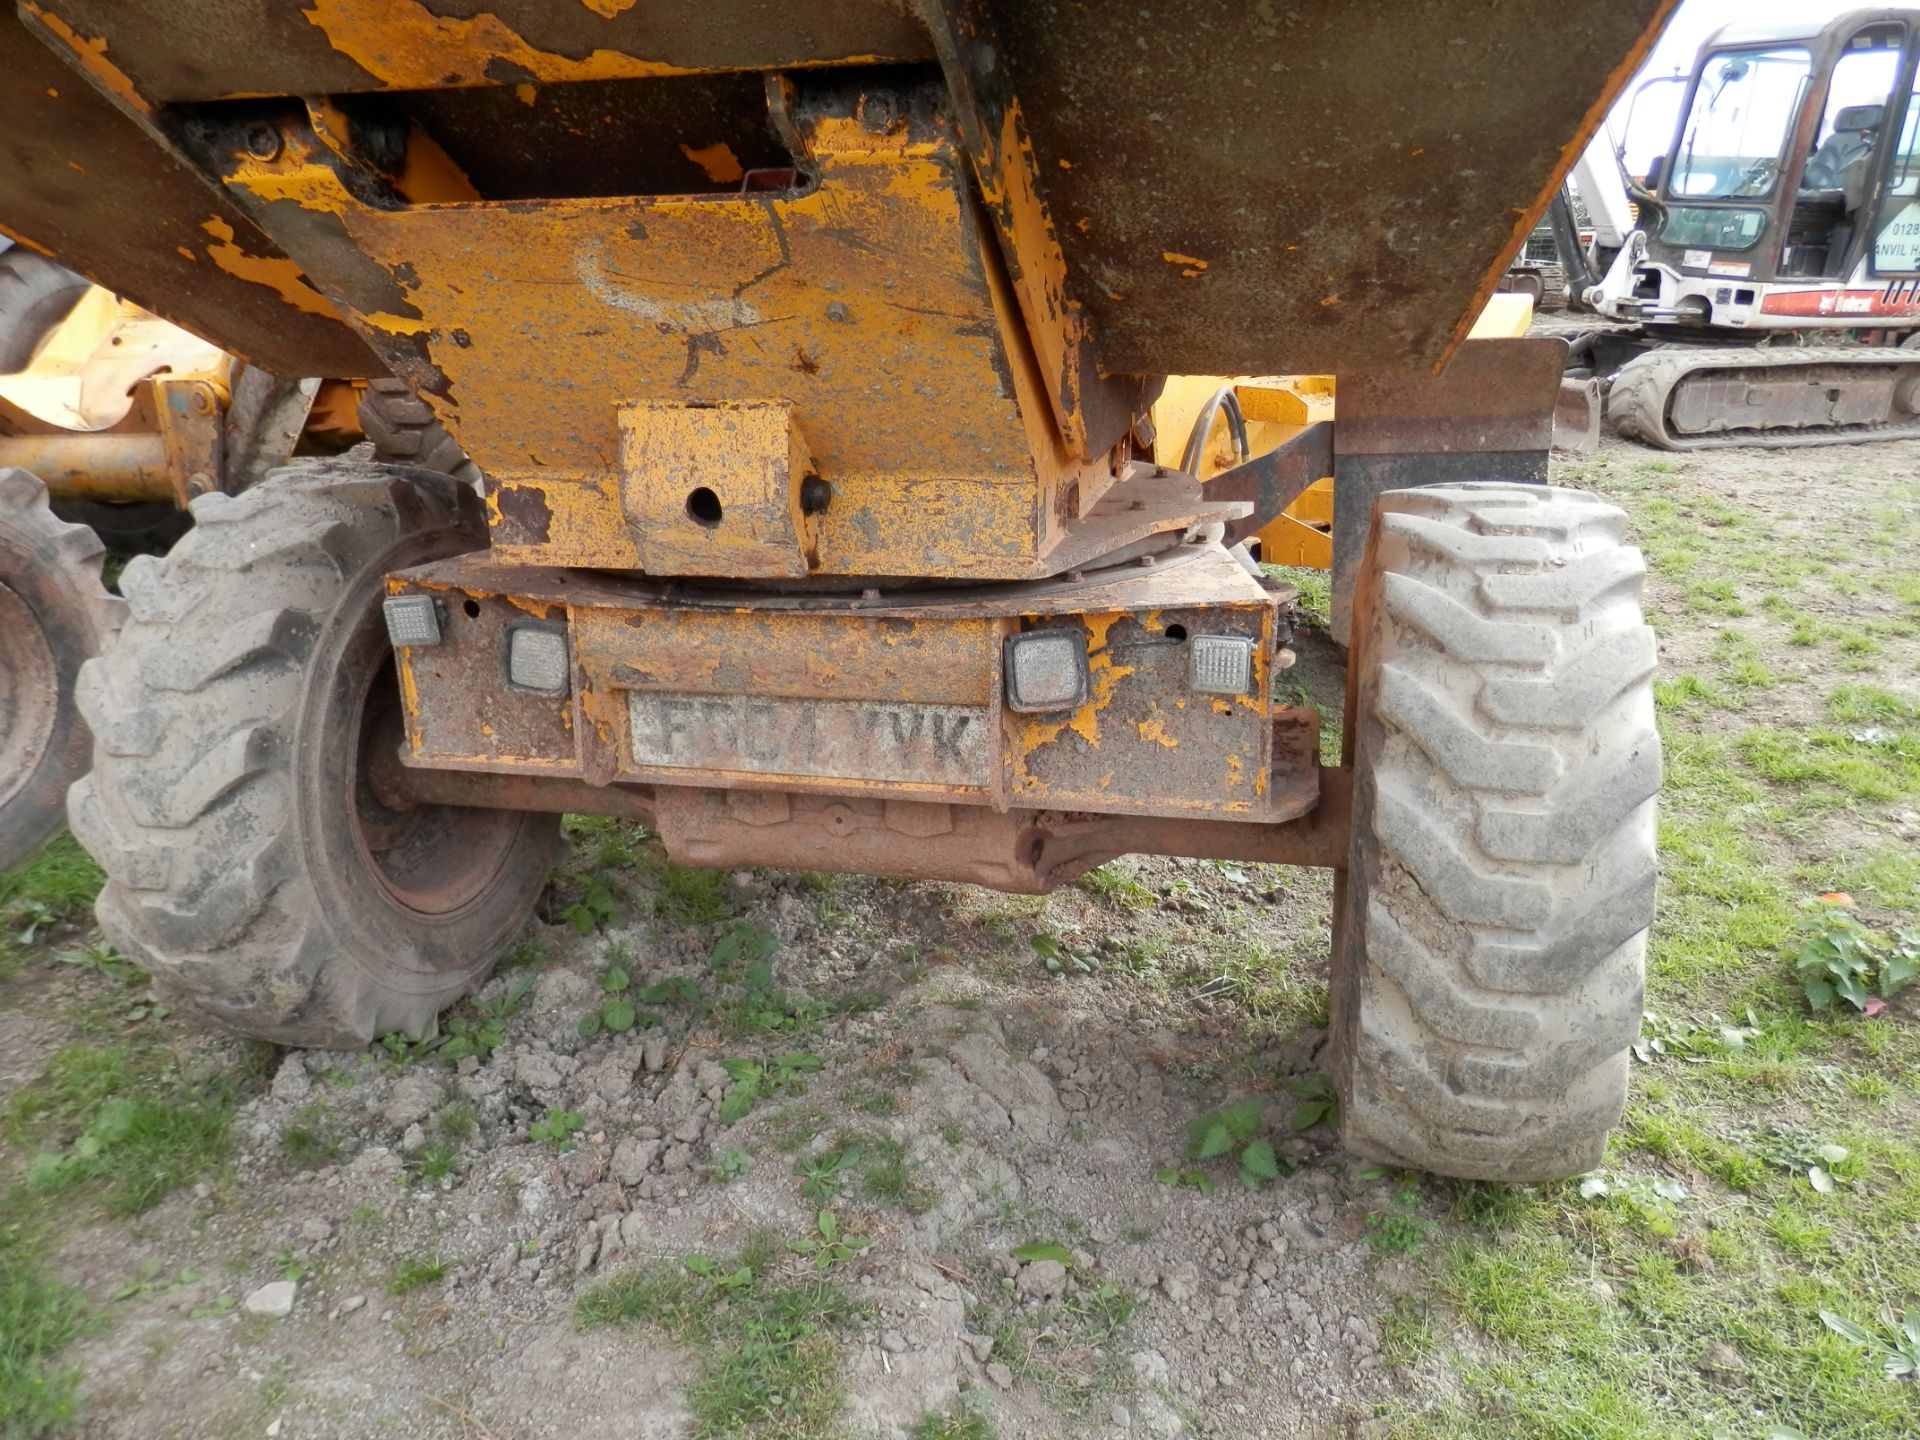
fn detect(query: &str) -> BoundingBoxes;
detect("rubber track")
[1609,345,1920,450]
[1335,482,1659,1181]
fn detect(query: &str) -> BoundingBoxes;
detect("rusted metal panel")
[185,80,1134,579]
[919,0,1677,378]
[389,543,1298,820]
[1329,340,1564,644]
[1336,340,1568,456]
[386,581,577,774]
[31,0,937,102]
[1005,603,1277,818]
[618,400,819,579]
[557,767,1339,893]
[0,8,377,378]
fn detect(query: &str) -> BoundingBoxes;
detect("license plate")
[626,692,992,786]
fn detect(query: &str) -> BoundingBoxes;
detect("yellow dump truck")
[0,1,1677,1182]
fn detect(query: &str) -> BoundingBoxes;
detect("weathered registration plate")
[626,692,992,787]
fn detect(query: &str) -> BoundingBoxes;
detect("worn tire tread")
[1334,482,1659,1181]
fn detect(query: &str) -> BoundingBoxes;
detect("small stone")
[270,1058,310,1104]
[673,1114,705,1144]
[397,1122,427,1154]
[642,1035,669,1073]
[298,1217,332,1244]
[1110,1403,1133,1430]
[518,1176,555,1220]
[514,1050,563,1091]
[986,1361,1014,1391]
[1157,1264,1200,1305]
[881,1330,910,1354]
[266,1420,282,1438]
[1698,1341,1747,1374]
[1136,1393,1185,1437]
[338,1295,367,1315]
[1129,1349,1170,1385]
[382,1073,441,1130]
[1016,1259,1068,1302]
[243,1281,297,1318]
[963,1331,995,1363]
[660,1143,692,1174]
[562,1145,609,1191]
[611,1137,662,1186]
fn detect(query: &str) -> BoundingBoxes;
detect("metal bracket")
[153,375,226,506]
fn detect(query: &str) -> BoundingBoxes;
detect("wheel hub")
[0,581,57,814]
[327,584,530,929]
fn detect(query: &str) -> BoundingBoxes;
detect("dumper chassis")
[0,0,1677,1182]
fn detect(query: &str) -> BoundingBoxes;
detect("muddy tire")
[0,469,125,871]
[68,462,557,1048]
[0,250,89,373]
[356,378,481,487]
[1330,482,1659,1181]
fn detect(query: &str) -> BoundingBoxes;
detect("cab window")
[1800,25,1901,195]
[1669,47,1812,200]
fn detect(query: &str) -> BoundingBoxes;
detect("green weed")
[580,1236,863,1440]
[388,1257,449,1295]
[0,1211,93,1437]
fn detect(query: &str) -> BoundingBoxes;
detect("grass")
[975,1270,1139,1416]
[908,1396,994,1440]
[0,835,104,979]
[1394,450,1920,1440]
[280,1104,344,1170]
[0,1205,93,1439]
[388,1257,450,1295]
[579,1232,864,1440]
[9,1043,237,1219]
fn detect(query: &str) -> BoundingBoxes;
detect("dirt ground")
[3,430,1917,1440]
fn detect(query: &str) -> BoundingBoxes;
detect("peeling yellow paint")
[301,0,681,88]
[1211,698,1234,715]
[365,311,436,335]
[198,217,338,318]
[679,141,745,185]
[513,82,538,106]
[1135,714,1179,750]
[1016,613,1133,755]
[580,0,637,16]
[226,155,353,215]
[23,3,148,115]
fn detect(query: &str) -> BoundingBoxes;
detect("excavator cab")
[1633,11,1920,310]
[1579,10,1920,449]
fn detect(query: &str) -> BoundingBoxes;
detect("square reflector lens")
[1190,633,1255,695]
[506,625,571,696]
[381,593,440,648]
[1004,630,1089,713]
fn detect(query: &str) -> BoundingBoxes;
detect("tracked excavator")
[0,1,1678,1183]
[1562,8,1920,449]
